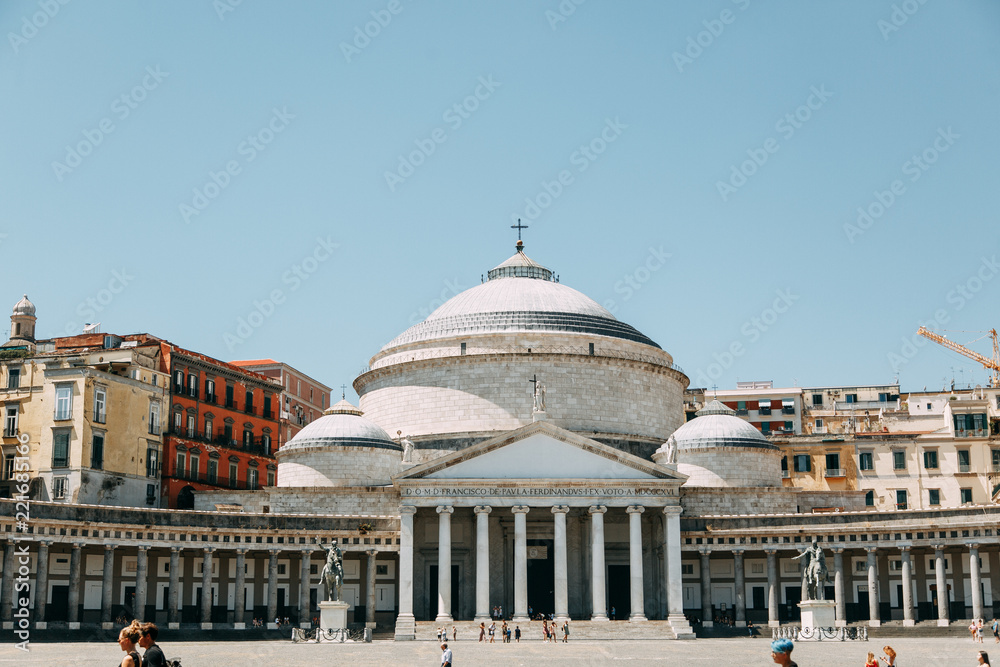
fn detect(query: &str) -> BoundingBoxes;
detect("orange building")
[159,342,281,508]
[230,359,331,448]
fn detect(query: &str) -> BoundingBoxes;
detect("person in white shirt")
[440,643,453,667]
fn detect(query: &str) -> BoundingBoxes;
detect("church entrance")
[526,539,553,618]
[428,565,460,619]
[607,565,630,619]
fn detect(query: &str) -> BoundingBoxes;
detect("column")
[900,547,914,626]
[833,548,846,628]
[474,506,492,622]
[34,541,49,629]
[662,507,692,637]
[626,506,646,621]
[512,506,530,621]
[589,505,608,621]
[552,506,570,622]
[233,549,247,629]
[394,506,417,640]
[167,547,180,629]
[699,550,713,627]
[266,549,278,629]
[733,550,746,627]
[435,505,454,623]
[365,550,377,628]
[200,548,213,629]
[935,546,949,626]
[134,546,149,624]
[68,544,82,628]
[766,549,778,628]
[1,540,14,628]
[970,545,984,621]
[300,550,312,629]
[866,547,879,627]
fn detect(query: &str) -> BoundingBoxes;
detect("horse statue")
[319,540,344,602]
[793,539,829,600]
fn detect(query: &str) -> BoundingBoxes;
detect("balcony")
[204,394,217,405]
[263,409,274,419]
[149,424,162,436]
[166,426,273,457]
[225,399,236,409]
[2,427,18,438]
[164,467,262,491]
[758,407,772,415]
[824,468,845,478]
[736,409,749,416]
[93,411,106,424]
[834,400,895,411]
[782,406,795,415]
[992,463,1000,473]
[958,464,972,473]
[244,404,256,415]
[955,429,988,438]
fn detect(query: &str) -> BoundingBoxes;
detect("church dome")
[276,399,401,487]
[12,294,35,317]
[668,400,777,451]
[382,244,659,350]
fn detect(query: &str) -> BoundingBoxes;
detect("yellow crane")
[917,327,1000,387]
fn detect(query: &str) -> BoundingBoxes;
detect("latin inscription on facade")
[402,486,676,497]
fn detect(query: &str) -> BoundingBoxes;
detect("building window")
[992,448,1000,473]
[2,455,14,480]
[52,476,67,500]
[225,383,234,409]
[262,434,271,453]
[961,488,973,504]
[224,423,233,443]
[207,458,218,484]
[176,452,186,477]
[957,449,971,473]
[245,390,254,414]
[266,469,275,486]
[812,393,823,406]
[54,384,73,420]
[173,370,183,393]
[187,414,196,438]
[146,484,156,505]
[782,399,795,415]
[187,373,198,398]
[865,490,874,506]
[189,455,200,478]
[149,402,161,435]
[793,454,811,473]
[4,405,18,437]
[243,429,252,446]
[296,379,301,397]
[825,452,840,475]
[205,418,213,442]
[896,489,907,510]
[928,489,940,506]
[52,431,70,468]
[205,379,215,403]
[248,468,259,490]
[760,422,770,434]
[784,421,793,431]
[146,447,159,477]
[93,386,107,423]
[7,367,20,389]
[173,411,182,431]
[892,451,906,470]
[845,394,858,403]
[923,450,939,469]
[814,419,823,429]
[229,462,238,488]
[309,388,314,401]
[91,433,104,470]
[859,452,873,471]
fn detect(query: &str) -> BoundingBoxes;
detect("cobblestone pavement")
[0,637,989,666]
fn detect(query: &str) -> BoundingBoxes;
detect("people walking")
[514,625,521,642]
[478,621,485,642]
[440,643,452,667]
[562,620,569,643]
[138,623,165,667]
[488,621,496,643]
[117,622,143,667]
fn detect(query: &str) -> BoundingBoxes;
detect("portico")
[391,421,694,640]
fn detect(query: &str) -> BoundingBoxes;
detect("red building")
[230,359,331,448]
[159,342,281,508]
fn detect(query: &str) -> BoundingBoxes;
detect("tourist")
[974,621,982,642]
[514,625,521,642]
[117,621,143,667]
[980,619,986,644]
[489,620,496,643]
[478,622,485,642]
[501,621,508,643]
[498,604,502,619]
[748,619,756,637]
[978,651,991,666]
[562,620,569,643]
[879,646,897,666]
[993,618,1000,643]
[770,638,797,667]
[542,619,549,642]
[865,651,878,667]
[138,622,165,667]
[440,643,452,667]
[611,606,616,621]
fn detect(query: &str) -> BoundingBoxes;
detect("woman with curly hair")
[117,621,142,667]
[879,646,897,666]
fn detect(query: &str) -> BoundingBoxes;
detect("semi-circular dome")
[12,294,35,317]
[281,399,400,452]
[669,400,777,451]
[382,245,660,350]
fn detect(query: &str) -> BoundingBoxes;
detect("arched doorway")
[177,485,195,509]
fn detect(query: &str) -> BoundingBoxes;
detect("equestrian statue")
[319,539,344,602]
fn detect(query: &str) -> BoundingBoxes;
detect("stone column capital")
[71,542,83,550]
[662,505,682,517]
[399,505,418,516]
[436,505,454,515]
[899,546,911,554]
[764,548,777,555]
[367,549,377,557]
[932,544,945,552]
[104,544,117,552]
[732,549,745,557]
[969,543,980,551]
[235,547,247,555]
[864,546,878,554]
[169,546,181,553]
[268,548,279,556]
[511,505,530,515]
[699,548,711,557]
[626,505,645,515]
[38,540,51,548]
[474,505,492,515]
[202,546,215,554]
[831,546,845,554]
[550,505,570,515]
[588,505,607,515]
[136,544,150,552]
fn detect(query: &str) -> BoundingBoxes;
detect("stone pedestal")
[532,411,548,422]
[798,600,836,636]
[320,601,349,631]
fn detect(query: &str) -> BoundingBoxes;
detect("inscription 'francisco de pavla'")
[403,486,674,497]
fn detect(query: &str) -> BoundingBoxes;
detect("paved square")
[0,637,988,667]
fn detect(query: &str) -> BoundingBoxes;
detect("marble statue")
[792,539,828,600]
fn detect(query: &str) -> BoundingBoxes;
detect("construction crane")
[917,327,1000,387]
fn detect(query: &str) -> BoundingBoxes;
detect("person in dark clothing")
[139,622,166,667]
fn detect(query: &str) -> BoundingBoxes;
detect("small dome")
[667,399,777,451]
[282,400,400,452]
[12,294,35,317]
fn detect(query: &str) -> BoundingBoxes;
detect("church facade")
[2,244,999,638]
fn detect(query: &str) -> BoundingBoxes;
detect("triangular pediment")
[394,421,686,482]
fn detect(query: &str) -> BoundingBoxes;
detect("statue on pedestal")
[792,539,828,600]
[533,381,546,413]
[319,540,344,602]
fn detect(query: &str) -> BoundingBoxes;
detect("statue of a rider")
[319,539,344,602]
[792,539,828,600]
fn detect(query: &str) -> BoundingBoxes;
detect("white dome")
[668,400,776,451]
[280,399,399,452]
[12,294,35,317]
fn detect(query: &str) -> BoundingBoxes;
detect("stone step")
[415,619,678,641]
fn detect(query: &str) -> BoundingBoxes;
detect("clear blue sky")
[2,1,998,397]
